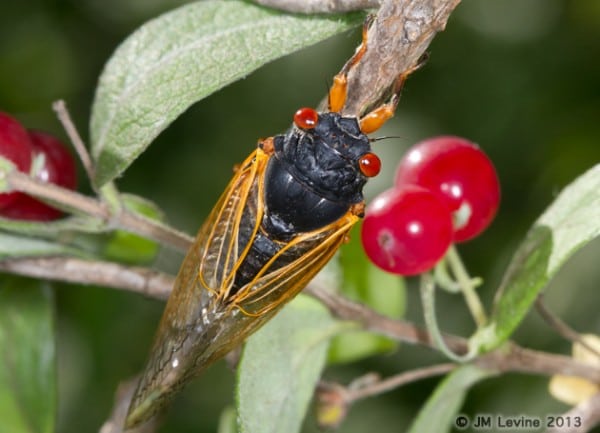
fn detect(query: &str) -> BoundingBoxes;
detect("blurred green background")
[1,0,599,432]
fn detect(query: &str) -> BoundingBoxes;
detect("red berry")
[0,112,33,208]
[1,130,77,221]
[361,186,453,276]
[394,136,500,243]
[29,130,77,190]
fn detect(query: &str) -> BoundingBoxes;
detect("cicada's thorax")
[264,112,371,238]
[233,112,372,290]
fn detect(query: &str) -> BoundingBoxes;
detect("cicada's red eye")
[358,152,381,177]
[293,107,319,129]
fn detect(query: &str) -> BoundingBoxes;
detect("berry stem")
[433,259,461,293]
[419,272,477,363]
[445,245,488,327]
[435,257,483,294]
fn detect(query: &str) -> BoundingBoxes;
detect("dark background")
[1,0,599,432]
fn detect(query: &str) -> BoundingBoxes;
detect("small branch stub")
[343,0,461,116]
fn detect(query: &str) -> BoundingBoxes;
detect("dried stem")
[316,363,455,428]
[52,100,97,185]
[342,363,457,403]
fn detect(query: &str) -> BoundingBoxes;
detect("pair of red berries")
[0,112,77,221]
[361,136,500,276]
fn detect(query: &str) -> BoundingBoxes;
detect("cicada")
[126,19,418,427]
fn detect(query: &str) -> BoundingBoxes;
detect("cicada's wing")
[126,149,267,427]
[194,212,359,366]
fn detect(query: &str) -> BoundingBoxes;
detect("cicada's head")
[273,107,380,205]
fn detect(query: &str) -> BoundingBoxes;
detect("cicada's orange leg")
[328,15,374,113]
[359,54,429,134]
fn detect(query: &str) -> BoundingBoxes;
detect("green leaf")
[0,216,107,238]
[407,365,496,433]
[329,227,405,363]
[0,231,91,260]
[0,277,56,433]
[237,295,348,433]
[218,406,238,433]
[481,164,600,350]
[90,0,364,186]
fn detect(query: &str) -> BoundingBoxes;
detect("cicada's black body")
[234,112,371,290]
[264,112,370,237]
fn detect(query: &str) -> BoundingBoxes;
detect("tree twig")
[341,0,461,116]
[6,169,193,251]
[254,0,380,13]
[2,254,596,386]
[536,294,600,359]
[305,279,467,352]
[307,282,600,383]
[0,257,173,300]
